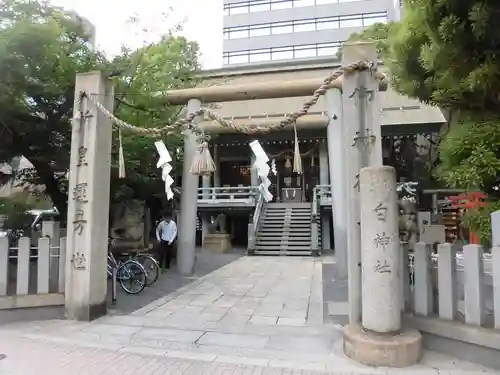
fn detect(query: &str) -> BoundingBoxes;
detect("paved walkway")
[0,248,243,325]
[0,256,498,374]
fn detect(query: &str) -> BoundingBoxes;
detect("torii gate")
[64,41,421,367]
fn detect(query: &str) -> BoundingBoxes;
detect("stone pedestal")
[203,233,231,253]
[343,324,422,367]
[343,166,421,367]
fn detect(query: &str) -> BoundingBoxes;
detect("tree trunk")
[26,158,68,222]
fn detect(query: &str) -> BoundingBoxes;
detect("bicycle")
[132,251,160,287]
[107,247,147,295]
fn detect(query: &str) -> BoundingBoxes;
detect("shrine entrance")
[265,140,320,203]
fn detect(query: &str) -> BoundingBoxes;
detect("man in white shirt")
[156,213,177,270]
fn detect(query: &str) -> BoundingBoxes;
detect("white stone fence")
[0,236,66,309]
[405,242,500,351]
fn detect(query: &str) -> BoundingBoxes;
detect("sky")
[48,0,223,69]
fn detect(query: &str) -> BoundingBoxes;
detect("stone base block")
[203,233,232,253]
[343,323,422,367]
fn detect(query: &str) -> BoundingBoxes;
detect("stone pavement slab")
[0,257,499,374]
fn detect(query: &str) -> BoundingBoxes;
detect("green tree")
[387,1,500,241]
[0,0,106,218]
[347,2,500,240]
[109,35,200,207]
[0,0,201,219]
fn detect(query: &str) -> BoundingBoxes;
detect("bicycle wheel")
[137,254,160,286]
[117,260,146,294]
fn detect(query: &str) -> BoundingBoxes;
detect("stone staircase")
[253,202,321,256]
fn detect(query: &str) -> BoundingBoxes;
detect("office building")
[222,0,401,66]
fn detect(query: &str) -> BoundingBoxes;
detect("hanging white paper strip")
[249,140,273,202]
[154,141,174,201]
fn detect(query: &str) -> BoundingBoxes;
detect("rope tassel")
[292,123,302,174]
[118,129,126,178]
[189,141,216,175]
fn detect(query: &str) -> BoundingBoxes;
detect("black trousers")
[157,240,175,269]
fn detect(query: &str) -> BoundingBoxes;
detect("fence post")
[492,245,500,329]
[400,242,410,312]
[17,237,30,295]
[37,237,50,294]
[42,220,60,292]
[437,243,457,320]
[463,244,485,326]
[414,242,432,316]
[58,237,67,294]
[0,237,8,296]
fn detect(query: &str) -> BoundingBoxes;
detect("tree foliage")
[0,0,201,219]
[348,2,500,240]
[0,0,106,217]
[387,0,500,114]
[109,35,200,206]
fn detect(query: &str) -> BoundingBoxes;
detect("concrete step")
[256,242,312,246]
[254,250,313,256]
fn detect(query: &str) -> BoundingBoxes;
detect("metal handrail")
[197,186,257,200]
[312,186,319,218]
[248,191,264,251]
[312,185,331,217]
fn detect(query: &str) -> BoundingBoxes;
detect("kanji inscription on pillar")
[73,209,87,235]
[77,146,88,167]
[73,183,88,203]
[359,166,401,333]
[68,107,90,270]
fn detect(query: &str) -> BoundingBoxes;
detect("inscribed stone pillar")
[359,166,401,333]
[326,88,348,276]
[178,98,201,275]
[65,71,114,321]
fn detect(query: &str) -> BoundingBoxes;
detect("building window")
[223,12,387,38]
[339,14,363,28]
[317,43,340,56]
[249,1,270,12]
[293,0,315,6]
[294,44,317,58]
[272,21,293,34]
[249,25,271,37]
[271,0,293,10]
[363,12,388,26]
[229,28,249,39]
[249,49,271,62]
[316,17,339,30]
[229,4,249,14]
[223,41,344,65]
[228,53,249,64]
[293,20,315,32]
[272,48,294,60]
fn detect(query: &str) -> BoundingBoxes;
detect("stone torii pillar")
[326,88,347,276]
[65,71,114,321]
[341,42,383,323]
[178,98,201,275]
